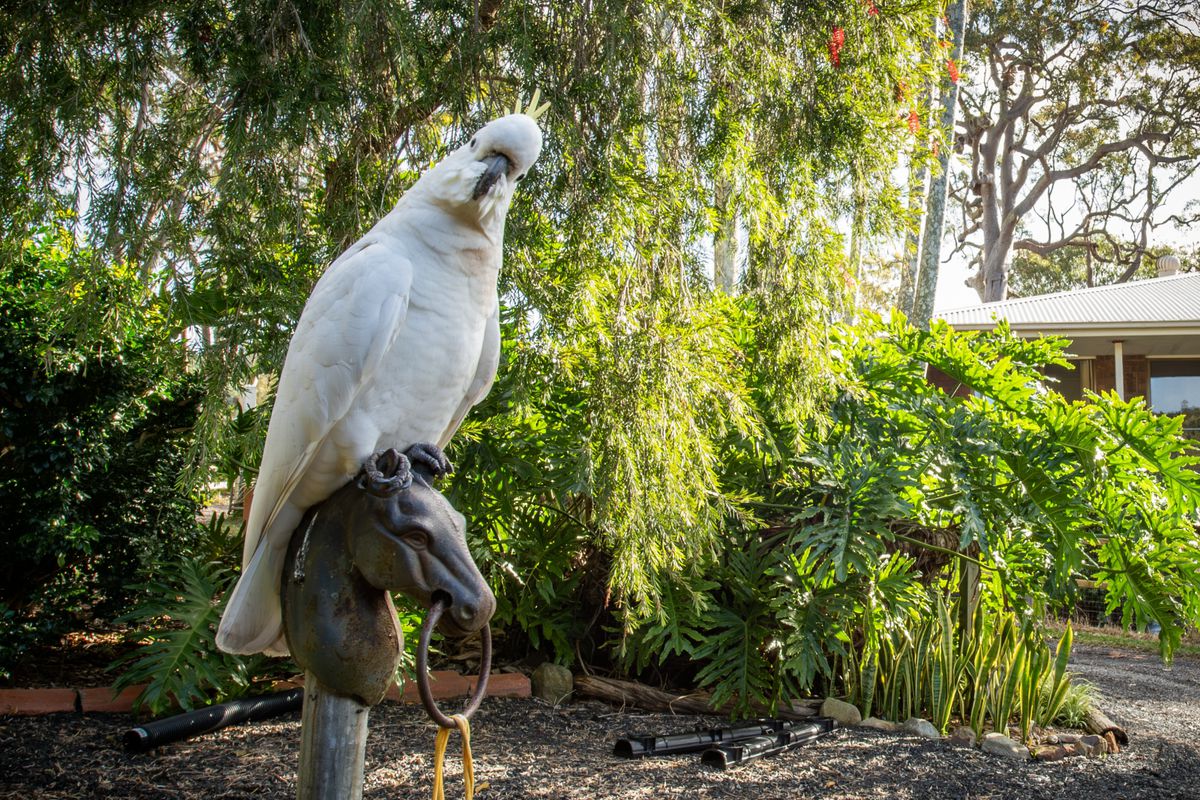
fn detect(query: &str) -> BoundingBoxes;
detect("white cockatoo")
[216,111,543,656]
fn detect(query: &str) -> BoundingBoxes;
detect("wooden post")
[297,675,371,800]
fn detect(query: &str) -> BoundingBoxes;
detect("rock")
[949,726,978,748]
[902,717,942,739]
[820,697,862,726]
[859,716,899,732]
[1047,732,1080,745]
[1079,734,1109,756]
[531,662,574,705]
[982,732,1029,760]
[1033,744,1071,762]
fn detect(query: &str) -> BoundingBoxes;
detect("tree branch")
[1011,130,1173,221]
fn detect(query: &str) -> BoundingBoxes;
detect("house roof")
[937,271,1200,332]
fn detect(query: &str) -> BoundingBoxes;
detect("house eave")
[943,322,1200,338]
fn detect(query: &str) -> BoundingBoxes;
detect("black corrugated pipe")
[123,687,304,752]
[700,717,837,768]
[615,718,808,758]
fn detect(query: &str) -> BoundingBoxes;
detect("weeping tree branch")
[322,0,505,249]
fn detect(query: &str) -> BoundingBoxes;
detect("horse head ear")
[358,449,413,497]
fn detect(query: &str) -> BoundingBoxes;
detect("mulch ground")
[3,629,135,690]
[2,643,1199,799]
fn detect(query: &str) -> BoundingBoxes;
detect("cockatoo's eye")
[470,137,477,149]
[515,173,526,182]
[399,529,430,550]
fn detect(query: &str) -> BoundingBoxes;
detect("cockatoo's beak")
[472,152,511,200]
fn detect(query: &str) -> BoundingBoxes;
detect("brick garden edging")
[0,687,81,715]
[0,671,530,716]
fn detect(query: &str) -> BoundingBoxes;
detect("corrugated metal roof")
[937,272,1200,330]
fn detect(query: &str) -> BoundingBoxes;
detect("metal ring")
[415,597,492,728]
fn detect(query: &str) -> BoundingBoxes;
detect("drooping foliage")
[616,314,1200,718]
[0,1,943,645]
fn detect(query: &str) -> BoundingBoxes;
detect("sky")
[934,257,980,312]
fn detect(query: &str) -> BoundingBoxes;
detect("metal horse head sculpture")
[280,445,495,706]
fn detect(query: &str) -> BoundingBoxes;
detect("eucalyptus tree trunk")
[952,2,1200,301]
[906,0,979,641]
[899,34,938,318]
[899,148,928,317]
[714,174,739,294]
[911,0,968,327]
[849,164,867,314]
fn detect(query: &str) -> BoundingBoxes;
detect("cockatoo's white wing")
[217,240,411,655]
[248,239,411,559]
[438,303,500,447]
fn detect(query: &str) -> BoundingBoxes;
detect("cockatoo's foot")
[405,442,453,480]
[359,448,413,496]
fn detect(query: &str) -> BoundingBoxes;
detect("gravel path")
[2,643,1198,799]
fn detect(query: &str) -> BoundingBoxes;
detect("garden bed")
[2,643,1199,799]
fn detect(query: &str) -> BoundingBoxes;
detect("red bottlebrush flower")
[866,0,880,18]
[907,109,920,133]
[947,58,960,83]
[828,26,845,67]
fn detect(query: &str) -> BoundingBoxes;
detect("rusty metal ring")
[415,596,492,728]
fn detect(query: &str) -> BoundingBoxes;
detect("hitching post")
[280,446,496,800]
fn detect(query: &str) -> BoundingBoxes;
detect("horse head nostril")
[439,587,495,635]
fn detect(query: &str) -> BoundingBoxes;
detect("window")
[1042,359,1093,402]
[1150,359,1200,440]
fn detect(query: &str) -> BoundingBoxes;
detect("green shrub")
[0,223,202,671]
[595,314,1200,717]
[0,602,58,681]
[1048,679,1097,729]
[841,587,1074,740]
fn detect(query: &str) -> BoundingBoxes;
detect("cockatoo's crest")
[512,88,551,120]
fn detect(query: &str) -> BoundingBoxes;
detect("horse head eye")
[401,529,430,549]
